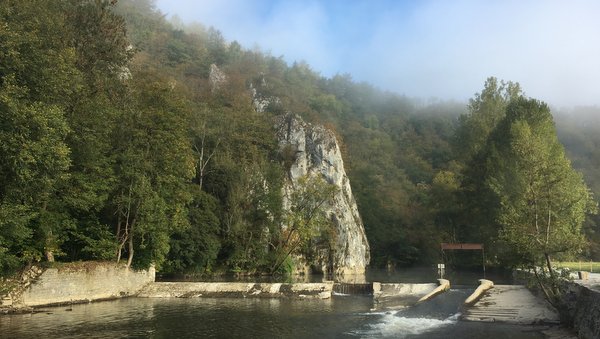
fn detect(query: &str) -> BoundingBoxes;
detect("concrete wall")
[138,281,333,299]
[560,282,600,339]
[18,262,155,307]
[374,282,438,298]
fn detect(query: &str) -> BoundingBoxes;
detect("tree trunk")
[194,124,219,191]
[545,253,555,280]
[126,236,134,268]
[45,249,55,262]
[126,219,135,269]
[45,230,55,262]
[533,266,556,307]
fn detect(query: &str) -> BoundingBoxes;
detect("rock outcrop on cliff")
[275,114,370,277]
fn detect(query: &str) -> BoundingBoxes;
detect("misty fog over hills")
[157,0,600,108]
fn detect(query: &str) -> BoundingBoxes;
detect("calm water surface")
[1,292,548,338]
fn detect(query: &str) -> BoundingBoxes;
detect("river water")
[0,268,556,338]
[1,291,548,338]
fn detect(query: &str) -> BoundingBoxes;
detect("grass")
[555,261,600,273]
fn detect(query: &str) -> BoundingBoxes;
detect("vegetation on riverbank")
[556,262,600,273]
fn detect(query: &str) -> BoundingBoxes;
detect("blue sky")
[155,0,600,107]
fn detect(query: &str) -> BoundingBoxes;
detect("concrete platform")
[575,273,600,291]
[461,285,559,325]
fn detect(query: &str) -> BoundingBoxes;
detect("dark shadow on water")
[366,266,516,285]
[159,266,516,285]
[398,289,473,319]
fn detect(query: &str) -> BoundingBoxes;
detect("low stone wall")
[16,262,154,307]
[560,281,600,339]
[138,281,333,299]
[373,282,438,299]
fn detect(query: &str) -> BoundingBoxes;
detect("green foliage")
[556,261,600,272]
[484,98,597,267]
[455,77,522,162]
[555,109,600,260]
[3,0,600,279]
[110,70,195,269]
[164,188,221,274]
[0,81,71,270]
[270,176,337,274]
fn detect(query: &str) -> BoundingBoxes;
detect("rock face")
[275,114,370,278]
[209,64,227,93]
[249,76,281,113]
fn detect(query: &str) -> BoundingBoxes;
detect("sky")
[155,0,600,108]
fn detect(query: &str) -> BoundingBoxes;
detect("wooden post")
[482,247,486,279]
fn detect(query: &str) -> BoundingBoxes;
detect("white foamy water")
[354,311,460,338]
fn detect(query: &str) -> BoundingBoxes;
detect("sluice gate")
[333,283,374,295]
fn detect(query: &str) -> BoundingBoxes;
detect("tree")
[164,187,221,275]
[452,78,523,259]
[0,83,71,271]
[455,77,522,162]
[270,175,337,274]
[485,97,597,304]
[0,0,80,269]
[111,71,195,269]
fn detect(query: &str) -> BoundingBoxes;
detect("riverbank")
[559,274,600,339]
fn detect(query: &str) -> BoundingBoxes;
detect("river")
[1,291,548,338]
[0,268,557,338]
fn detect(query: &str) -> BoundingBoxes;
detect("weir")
[3,262,571,332]
[333,283,373,295]
[136,280,453,302]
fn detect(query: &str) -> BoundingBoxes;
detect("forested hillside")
[1,0,598,278]
[556,108,600,259]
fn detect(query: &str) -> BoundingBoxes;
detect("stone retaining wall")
[560,281,600,339]
[16,262,155,307]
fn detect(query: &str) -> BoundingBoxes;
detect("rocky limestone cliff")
[209,64,227,93]
[275,114,370,278]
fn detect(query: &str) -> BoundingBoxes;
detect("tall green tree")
[0,82,71,271]
[58,0,133,261]
[0,0,80,270]
[485,98,597,304]
[455,77,522,162]
[110,71,195,269]
[452,78,523,258]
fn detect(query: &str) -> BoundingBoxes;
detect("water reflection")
[366,266,515,285]
[159,267,515,286]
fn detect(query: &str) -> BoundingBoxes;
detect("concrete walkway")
[575,273,600,291]
[461,285,559,324]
